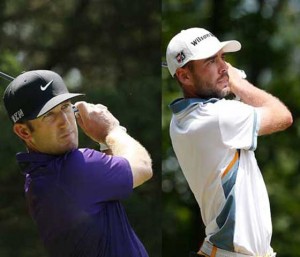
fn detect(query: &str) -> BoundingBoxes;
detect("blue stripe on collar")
[169,98,220,114]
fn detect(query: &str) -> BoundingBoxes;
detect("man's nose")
[219,59,228,74]
[57,111,70,127]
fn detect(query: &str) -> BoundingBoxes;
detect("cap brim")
[186,40,241,66]
[220,40,241,53]
[36,93,84,118]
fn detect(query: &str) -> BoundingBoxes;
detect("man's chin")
[219,87,231,98]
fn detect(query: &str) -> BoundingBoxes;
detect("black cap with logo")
[3,70,84,123]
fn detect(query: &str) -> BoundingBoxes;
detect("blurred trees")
[0,0,161,256]
[2,0,300,256]
[162,1,300,257]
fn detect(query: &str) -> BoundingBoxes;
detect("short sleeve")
[217,100,260,150]
[62,149,133,204]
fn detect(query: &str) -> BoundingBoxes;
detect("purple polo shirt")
[16,148,149,257]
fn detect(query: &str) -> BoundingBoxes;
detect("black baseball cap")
[3,70,84,123]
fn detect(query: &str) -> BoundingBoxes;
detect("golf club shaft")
[0,71,14,81]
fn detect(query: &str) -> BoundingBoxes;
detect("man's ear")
[13,123,32,141]
[175,67,192,86]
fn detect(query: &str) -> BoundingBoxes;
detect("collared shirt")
[169,98,273,256]
[17,148,148,257]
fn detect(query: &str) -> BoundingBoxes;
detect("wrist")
[102,126,127,149]
[108,125,127,135]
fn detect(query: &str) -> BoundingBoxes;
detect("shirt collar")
[169,97,220,114]
[16,152,64,174]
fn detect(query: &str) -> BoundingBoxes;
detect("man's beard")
[196,80,230,99]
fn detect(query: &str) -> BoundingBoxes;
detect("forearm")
[74,101,153,187]
[105,127,153,188]
[232,78,279,107]
[229,72,292,135]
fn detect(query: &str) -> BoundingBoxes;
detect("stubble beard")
[195,81,230,99]
[197,72,231,99]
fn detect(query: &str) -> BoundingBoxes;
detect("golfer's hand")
[227,62,245,95]
[74,101,120,143]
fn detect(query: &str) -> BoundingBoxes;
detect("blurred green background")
[2,0,300,256]
[162,1,300,257]
[0,1,161,256]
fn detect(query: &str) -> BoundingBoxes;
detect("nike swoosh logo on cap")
[40,80,53,91]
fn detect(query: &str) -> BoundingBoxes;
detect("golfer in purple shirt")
[3,70,153,257]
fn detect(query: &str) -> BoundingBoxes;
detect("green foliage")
[0,0,160,256]
[162,1,300,257]
[2,0,300,256]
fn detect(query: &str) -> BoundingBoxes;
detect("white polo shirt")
[169,98,274,256]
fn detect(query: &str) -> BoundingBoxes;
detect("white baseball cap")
[166,28,241,77]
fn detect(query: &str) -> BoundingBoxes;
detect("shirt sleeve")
[217,100,261,151]
[63,149,133,203]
